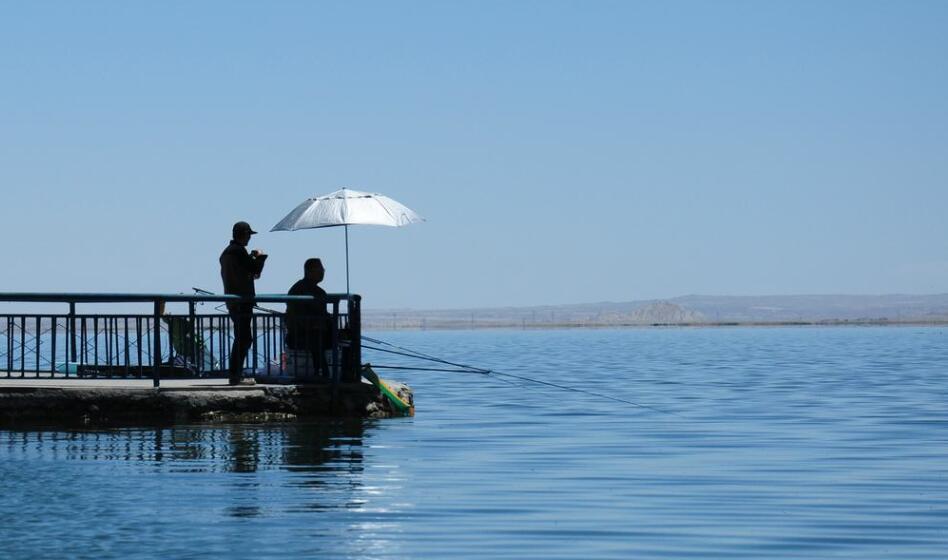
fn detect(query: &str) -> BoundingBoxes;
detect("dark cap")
[232,221,257,237]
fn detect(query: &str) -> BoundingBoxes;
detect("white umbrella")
[270,188,424,294]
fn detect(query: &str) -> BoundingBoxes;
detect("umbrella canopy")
[271,188,424,294]
[271,188,424,231]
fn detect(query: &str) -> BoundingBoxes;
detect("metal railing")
[0,293,362,387]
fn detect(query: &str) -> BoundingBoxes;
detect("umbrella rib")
[377,199,401,224]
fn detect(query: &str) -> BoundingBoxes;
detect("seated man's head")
[304,258,325,283]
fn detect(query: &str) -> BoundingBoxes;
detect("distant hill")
[673,294,948,322]
[362,294,948,329]
[627,301,706,323]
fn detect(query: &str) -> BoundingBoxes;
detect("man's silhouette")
[285,258,330,378]
[220,221,267,385]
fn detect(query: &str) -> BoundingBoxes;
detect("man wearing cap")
[220,221,267,385]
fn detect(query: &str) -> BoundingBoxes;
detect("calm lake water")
[1,327,947,559]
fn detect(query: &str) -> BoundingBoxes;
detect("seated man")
[285,258,331,377]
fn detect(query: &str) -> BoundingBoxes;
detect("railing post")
[250,301,258,371]
[153,299,162,388]
[331,299,340,386]
[68,302,77,364]
[188,301,197,374]
[349,295,361,382]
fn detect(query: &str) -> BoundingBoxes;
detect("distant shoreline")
[361,294,948,330]
[363,319,948,331]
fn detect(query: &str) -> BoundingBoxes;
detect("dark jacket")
[220,240,267,301]
[285,278,329,349]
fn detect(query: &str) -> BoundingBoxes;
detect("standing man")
[220,221,267,385]
[285,258,330,378]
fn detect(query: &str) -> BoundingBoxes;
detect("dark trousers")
[300,329,330,378]
[228,305,253,381]
[310,336,330,379]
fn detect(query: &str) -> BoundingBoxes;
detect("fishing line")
[362,335,491,373]
[369,364,521,386]
[361,343,514,382]
[192,287,280,314]
[370,364,488,373]
[362,337,679,416]
[496,368,678,415]
[363,335,473,365]
[362,343,486,372]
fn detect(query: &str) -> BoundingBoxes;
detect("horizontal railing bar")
[0,293,354,304]
[0,314,71,318]
[0,314,149,320]
[0,313,348,319]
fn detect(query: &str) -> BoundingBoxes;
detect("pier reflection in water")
[0,421,407,559]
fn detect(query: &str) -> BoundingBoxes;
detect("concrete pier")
[0,377,413,426]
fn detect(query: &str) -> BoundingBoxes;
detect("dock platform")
[0,376,413,426]
[0,291,415,426]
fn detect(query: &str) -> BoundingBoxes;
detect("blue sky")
[1,1,946,309]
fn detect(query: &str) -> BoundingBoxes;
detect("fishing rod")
[361,343,520,386]
[359,345,484,374]
[191,287,281,314]
[362,337,679,416]
[362,335,491,373]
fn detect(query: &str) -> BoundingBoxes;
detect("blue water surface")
[1,326,947,559]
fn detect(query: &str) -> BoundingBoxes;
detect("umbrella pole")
[345,223,350,296]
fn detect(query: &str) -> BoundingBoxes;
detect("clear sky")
[1,1,946,309]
